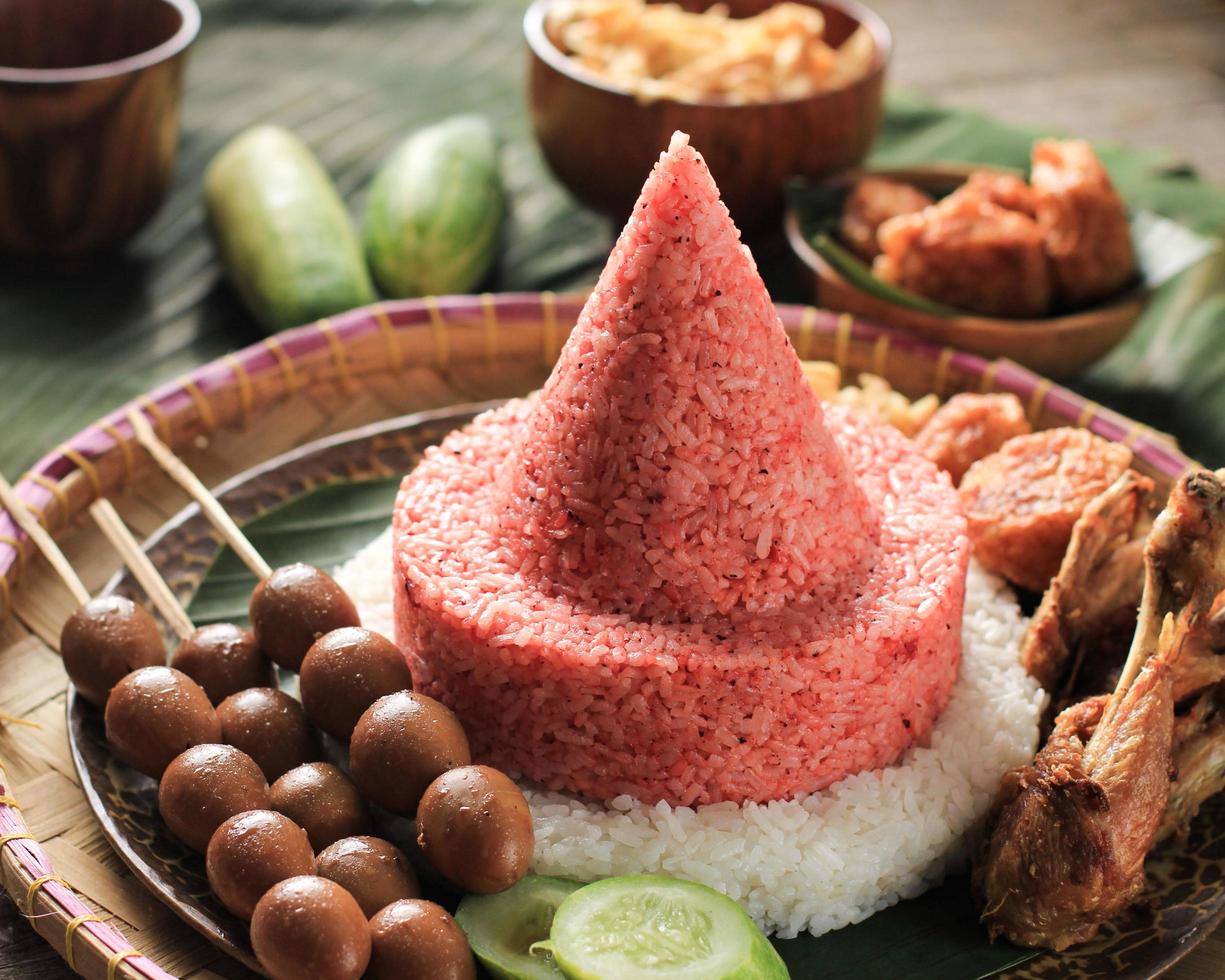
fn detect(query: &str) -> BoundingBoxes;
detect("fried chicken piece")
[874,193,1052,318]
[1160,685,1225,842]
[1152,471,1225,703]
[946,170,1038,218]
[1170,592,1225,702]
[1031,139,1137,309]
[838,177,933,262]
[959,428,1133,593]
[976,642,1175,951]
[977,469,1225,951]
[1021,470,1153,694]
[913,392,1032,484]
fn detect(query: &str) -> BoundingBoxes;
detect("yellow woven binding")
[0,832,35,849]
[136,396,172,445]
[223,354,255,427]
[833,313,853,372]
[99,423,136,488]
[480,293,499,363]
[27,475,68,528]
[317,318,355,393]
[64,912,103,971]
[106,948,142,980]
[57,446,102,501]
[263,336,301,395]
[932,347,955,398]
[978,360,1001,394]
[540,291,558,369]
[0,535,23,577]
[1122,423,1151,448]
[1077,400,1101,430]
[423,296,450,370]
[179,377,217,434]
[0,794,21,808]
[796,306,818,361]
[372,305,403,373]
[24,873,65,915]
[1027,378,1052,425]
[18,497,51,534]
[871,333,891,379]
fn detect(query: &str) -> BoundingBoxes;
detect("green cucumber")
[455,874,584,980]
[544,875,789,980]
[362,114,504,298]
[205,125,375,332]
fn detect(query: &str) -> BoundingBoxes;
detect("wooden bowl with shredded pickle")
[525,0,890,223]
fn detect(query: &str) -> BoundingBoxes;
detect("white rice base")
[336,527,1044,938]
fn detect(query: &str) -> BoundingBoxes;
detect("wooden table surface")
[2,1,1223,978]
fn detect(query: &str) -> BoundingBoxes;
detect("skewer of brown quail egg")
[1,468,485,979]
[122,410,531,979]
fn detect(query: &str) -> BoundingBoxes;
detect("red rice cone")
[494,132,877,622]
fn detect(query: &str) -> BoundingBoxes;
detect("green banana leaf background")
[1,0,1223,477]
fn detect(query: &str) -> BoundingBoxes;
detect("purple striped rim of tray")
[0,294,1201,979]
[0,765,174,979]
[0,295,1197,598]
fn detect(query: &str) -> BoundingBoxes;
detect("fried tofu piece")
[838,177,933,262]
[1031,139,1136,308]
[959,427,1133,592]
[874,193,1052,318]
[914,393,1032,484]
[946,170,1038,218]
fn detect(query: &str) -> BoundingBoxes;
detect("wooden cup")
[525,0,890,227]
[0,0,201,255]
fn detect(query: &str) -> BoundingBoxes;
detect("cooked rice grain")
[338,540,1042,939]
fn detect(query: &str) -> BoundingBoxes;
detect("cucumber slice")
[455,874,584,980]
[547,875,788,980]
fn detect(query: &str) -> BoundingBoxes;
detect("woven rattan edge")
[0,293,1201,979]
[0,763,170,980]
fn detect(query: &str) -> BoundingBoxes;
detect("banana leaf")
[186,475,1037,980]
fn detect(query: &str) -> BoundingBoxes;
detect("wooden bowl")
[784,164,1147,379]
[524,0,890,226]
[0,0,200,255]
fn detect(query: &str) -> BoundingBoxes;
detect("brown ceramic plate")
[68,403,1225,978]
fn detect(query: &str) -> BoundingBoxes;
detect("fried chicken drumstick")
[976,468,1225,951]
[1021,470,1152,702]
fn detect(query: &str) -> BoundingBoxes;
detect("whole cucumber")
[205,125,375,332]
[363,115,504,298]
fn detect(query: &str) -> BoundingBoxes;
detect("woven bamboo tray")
[0,294,1201,980]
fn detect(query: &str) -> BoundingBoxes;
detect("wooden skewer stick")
[0,474,91,606]
[126,408,273,581]
[89,499,195,641]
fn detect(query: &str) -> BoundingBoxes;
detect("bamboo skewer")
[127,409,273,581]
[88,499,195,641]
[0,474,91,607]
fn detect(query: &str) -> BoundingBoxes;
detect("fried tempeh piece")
[1031,139,1136,309]
[913,392,1032,485]
[874,192,1052,318]
[838,177,933,262]
[946,170,1038,219]
[959,428,1133,593]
